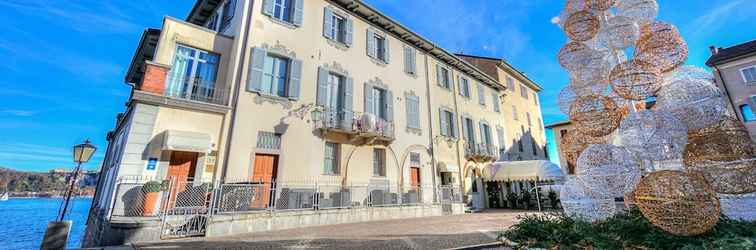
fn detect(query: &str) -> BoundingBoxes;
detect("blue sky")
[0,0,754,172]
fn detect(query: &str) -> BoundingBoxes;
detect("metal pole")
[534,178,542,212]
[58,162,82,221]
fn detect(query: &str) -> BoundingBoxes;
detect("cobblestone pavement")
[131,210,529,250]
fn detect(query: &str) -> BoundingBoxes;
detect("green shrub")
[507,192,519,209]
[142,181,163,193]
[519,190,531,209]
[547,189,559,209]
[501,209,756,250]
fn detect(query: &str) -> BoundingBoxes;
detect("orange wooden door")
[410,167,421,186]
[251,154,278,208]
[166,151,198,208]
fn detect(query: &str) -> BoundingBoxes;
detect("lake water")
[0,197,92,250]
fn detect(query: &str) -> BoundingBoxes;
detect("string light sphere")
[663,65,714,86]
[597,16,640,49]
[633,170,720,236]
[618,110,688,161]
[585,0,616,11]
[684,118,756,194]
[616,0,659,25]
[656,78,728,130]
[564,10,601,42]
[570,95,622,137]
[635,21,688,73]
[561,130,607,171]
[576,144,642,199]
[557,84,607,115]
[609,59,663,100]
[718,193,756,222]
[560,176,617,222]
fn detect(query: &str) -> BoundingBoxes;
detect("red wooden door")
[410,167,421,187]
[251,154,278,208]
[166,151,198,208]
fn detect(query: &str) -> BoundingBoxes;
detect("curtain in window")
[166,46,196,97]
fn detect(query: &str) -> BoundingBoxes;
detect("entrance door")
[166,151,199,209]
[410,167,421,186]
[251,154,278,208]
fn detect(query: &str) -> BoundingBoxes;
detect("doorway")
[251,154,278,208]
[167,151,199,183]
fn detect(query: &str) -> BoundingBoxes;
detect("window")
[364,83,394,123]
[273,0,293,22]
[166,45,220,101]
[373,148,386,176]
[406,95,421,129]
[520,84,529,99]
[480,122,492,146]
[477,83,486,106]
[367,30,389,63]
[533,93,539,105]
[741,104,756,122]
[437,65,451,89]
[403,46,417,75]
[526,112,532,126]
[462,117,476,145]
[248,48,303,100]
[458,77,471,98]
[263,0,303,26]
[324,142,340,174]
[518,126,525,152]
[531,137,538,156]
[496,126,506,159]
[742,66,756,83]
[439,109,457,138]
[323,8,352,45]
[512,105,518,121]
[492,92,500,112]
[206,13,219,30]
[507,77,515,91]
[410,152,421,167]
[220,0,236,31]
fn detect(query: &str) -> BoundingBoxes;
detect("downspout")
[220,0,254,181]
[449,57,465,199]
[713,65,739,120]
[422,51,439,202]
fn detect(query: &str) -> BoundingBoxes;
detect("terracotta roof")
[706,39,756,66]
[455,53,543,91]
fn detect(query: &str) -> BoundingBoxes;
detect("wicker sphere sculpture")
[560,176,617,222]
[635,22,688,73]
[597,16,640,49]
[663,65,714,86]
[576,144,642,198]
[585,0,616,11]
[570,95,622,137]
[564,11,601,42]
[718,193,756,221]
[558,42,593,71]
[557,84,607,115]
[633,170,720,236]
[684,118,756,194]
[561,130,607,170]
[609,60,662,100]
[618,110,688,161]
[656,78,728,130]
[616,0,659,25]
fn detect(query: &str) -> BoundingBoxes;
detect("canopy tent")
[483,160,565,182]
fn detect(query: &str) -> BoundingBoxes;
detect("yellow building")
[85,0,547,246]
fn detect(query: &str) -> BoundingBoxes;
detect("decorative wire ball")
[585,0,616,11]
[576,144,641,198]
[616,0,659,25]
[560,176,617,222]
[663,65,714,86]
[569,95,622,137]
[561,129,606,172]
[684,118,756,194]
[557,84,607,115]
[597,16,640,49]
[655,78,728,130]
[558,42,605,72]
[633,170,720,236]
[609,59,662,100]
[564,10,601,42]
[718,193,756,222]
[618,109,688,161]
[635,21,688,73]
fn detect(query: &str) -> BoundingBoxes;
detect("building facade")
[84,0,546,246]
[707,40,756,141]
[545,121,574,175]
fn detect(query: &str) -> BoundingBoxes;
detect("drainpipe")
[422,51,439,202]
[448,56,465,201]
[713,65,739,120]
[220,0,254,182]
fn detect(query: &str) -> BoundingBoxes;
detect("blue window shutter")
[323,8,333,39]
[366,30,376,58]
[345,17,354,46]
[461,117,469,142]
[316,67,328,105]
[450,112,458,138]
[262,0,274,16]
[385,90,393,122]
[247,48,266,92]
[364,82,374,114]
[288,58,302,100]
[478,83,486,105]
[493,92,500,112]
[436,64,444,87]
[479,122,486,144]
[405,97,413,128]
[293,0,304,26]
[383,38,390,63]
[342,77,354,129]
[439,109,448,136]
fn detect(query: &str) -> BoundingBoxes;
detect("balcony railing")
[164,76,229,106]
[464,143,499,162]
[315,108,395,140]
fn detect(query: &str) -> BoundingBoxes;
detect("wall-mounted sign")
[146,158,158,171]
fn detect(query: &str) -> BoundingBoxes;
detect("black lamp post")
[58,139,97,221]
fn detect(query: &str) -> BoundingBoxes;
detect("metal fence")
[109,177,169,217]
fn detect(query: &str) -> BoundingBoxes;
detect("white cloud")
[0,110,37,117]
[0,0,140,34]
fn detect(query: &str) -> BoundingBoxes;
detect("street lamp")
[58,139,96,221]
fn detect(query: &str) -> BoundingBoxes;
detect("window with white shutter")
[741,66,756,83]
[403,46,416,75]
[367,30,389,63]
[477,83,486,106]
[521,84,529,99]
[437,65,451,89]
[492,92,500,112]
[507,77,515,91]
[406,95,420,129]
[324,142,340,174]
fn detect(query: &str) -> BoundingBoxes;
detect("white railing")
[164,76,229,106]
[316,108,395,139]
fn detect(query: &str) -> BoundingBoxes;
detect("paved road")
[131,210,527,250]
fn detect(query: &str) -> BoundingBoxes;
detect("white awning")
[483,160,565,181]
[162,130,214,153]
[437,162,459,173]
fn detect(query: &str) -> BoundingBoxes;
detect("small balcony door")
[166,45,219,101]
[326,73,345,115]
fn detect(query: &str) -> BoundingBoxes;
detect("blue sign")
[146,158,158,170]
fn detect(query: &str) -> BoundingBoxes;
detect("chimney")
[709,45,719,55]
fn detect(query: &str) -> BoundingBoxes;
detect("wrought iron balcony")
[164,76,229,106]
[315,108,395,143]
[464,143,499,162]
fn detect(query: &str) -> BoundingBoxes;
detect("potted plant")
[519,190,531,210]
[141,181,162,216]
[506,191,519,209]
[547,189,559,209]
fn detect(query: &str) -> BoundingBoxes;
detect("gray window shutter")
[450,112,458,138]
[385,90,393,122]
[403,46,412,74]
[323,8,333,39]
[345,17,353,46]
[497,126,506,148]
[288,58,302,100]
[406,96,418,128]
[364,82,374,114]
[366,30,376,58]
[293,0,304,26]
[409,48,416,74]
[436,64,443,87]
[262,0,274,16]
[439,109,448,136]
[342,77,354,129]
[478,83,486,105]
[247,48,266,92]
[461,117,469,142]
[316,67,329,105]
[479,122,486,144]
[383,38,390,63]
[493,92,500,112]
